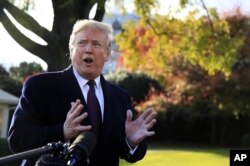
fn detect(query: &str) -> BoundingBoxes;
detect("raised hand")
[63,99,91,141]
[125,107,157,147]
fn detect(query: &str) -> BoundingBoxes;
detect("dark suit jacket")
[8,66,147,166]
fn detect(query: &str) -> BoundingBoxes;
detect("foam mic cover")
[66,131,96,166]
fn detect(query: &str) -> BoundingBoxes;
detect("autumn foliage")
[114,2,250,145]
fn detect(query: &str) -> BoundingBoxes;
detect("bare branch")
[0,0,58,44]
[200,0,215,34]
[0,8,49,59]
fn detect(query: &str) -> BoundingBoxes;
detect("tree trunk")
[0,0,106,71]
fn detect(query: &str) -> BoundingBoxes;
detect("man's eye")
[78,41,87,45]
[93,42,101,46]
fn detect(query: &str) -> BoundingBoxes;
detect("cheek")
[71,48,83,60]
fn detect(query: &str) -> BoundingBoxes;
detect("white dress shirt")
[73,67,104,121]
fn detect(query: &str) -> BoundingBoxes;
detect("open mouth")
[83,57,93,64]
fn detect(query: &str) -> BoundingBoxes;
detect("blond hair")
[69,19,113,52]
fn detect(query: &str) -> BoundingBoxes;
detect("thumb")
[126,109,133,123]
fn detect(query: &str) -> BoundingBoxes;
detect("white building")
[0,89,19,139]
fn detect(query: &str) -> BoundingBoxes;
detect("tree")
[114,1,250,145]
[0,64,22,96]
[0,62,45,96]
[9,61,44,83]
[0,0,107,71]
[115,0,244,84]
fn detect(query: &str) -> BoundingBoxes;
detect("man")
[8,19,157,166]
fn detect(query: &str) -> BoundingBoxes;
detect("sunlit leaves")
[134,0,159,17]
[115,7,244,82]
[184,16,244,77]
[179,0,188,8]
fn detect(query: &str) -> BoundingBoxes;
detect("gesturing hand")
[125,108,157,147]
[63,99,91,141]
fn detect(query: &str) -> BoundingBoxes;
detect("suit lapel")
[100,75,115,139]
[56,66,87,117]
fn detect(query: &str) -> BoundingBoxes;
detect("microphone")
[35,154,67,166]
[0,142,64,165]
[65,131,96,166]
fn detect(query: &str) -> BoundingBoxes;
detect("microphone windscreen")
[69,131,96,158]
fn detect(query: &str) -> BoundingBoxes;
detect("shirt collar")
[73,67,101,89]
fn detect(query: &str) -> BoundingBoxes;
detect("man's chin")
[82,71,97,79]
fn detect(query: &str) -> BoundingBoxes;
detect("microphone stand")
[0,142,64,165]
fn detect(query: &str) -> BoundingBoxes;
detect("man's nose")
[85,43,93,53]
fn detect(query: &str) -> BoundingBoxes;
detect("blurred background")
[0,0,250,165]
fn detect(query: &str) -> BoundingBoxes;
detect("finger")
[146,131,155,137]
[126,110,133,123]
[75,125,92,132]
[68,102,76,114]
[73,112,88,124]
[146,119,157,130]
[75,99,81,105]
[145,111,157,124]
[71,104,84,119]
[68,104,83,121]
[68,102,75,114]
[139,108,153,120]
[72,99,82,111]
[68,100,81,114]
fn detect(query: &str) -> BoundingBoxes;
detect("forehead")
[75,27,107,42]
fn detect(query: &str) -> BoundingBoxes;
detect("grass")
[120,142,229,166]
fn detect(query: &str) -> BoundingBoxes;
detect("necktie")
[87,80,101,138]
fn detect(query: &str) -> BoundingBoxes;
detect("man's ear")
[104,48,112,62]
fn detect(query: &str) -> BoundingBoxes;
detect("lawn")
[120,143,229,166]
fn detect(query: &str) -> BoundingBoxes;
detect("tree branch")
[94,0,106,21]
[0,8,49,60]
[0,0,58,45]
[200,0,215,34]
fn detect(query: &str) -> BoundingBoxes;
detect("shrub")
[0,138,12,157]
[105,70,163,103]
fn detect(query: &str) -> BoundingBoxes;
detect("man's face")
[70,27,110,79]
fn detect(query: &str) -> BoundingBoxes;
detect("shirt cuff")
[125,138,138,155]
